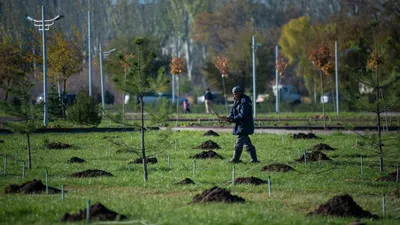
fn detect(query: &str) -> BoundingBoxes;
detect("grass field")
[0,130,399,225]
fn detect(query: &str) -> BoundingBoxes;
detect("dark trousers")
[232,135,258,162]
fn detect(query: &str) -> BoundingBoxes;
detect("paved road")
[165,126,399,135]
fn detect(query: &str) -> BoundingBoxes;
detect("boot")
[230,150,242,163]
[248,148,260,163]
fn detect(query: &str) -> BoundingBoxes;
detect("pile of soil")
[0,140,4,143]
[312,143,337,151]
[4,179,61,194]
[293,133,320,139]
[234,176,267,185]
[261,163,295,172]
[296,151,331,162]
[70,169,113,178]
[69,157,86,163]
[348,220,367,225]
[102,136,120,139]
[130,157,158,164]
[203,130,220,136]
[45,141,72,149]
[192,186,245,203]
[376,170,398,182]
[308,194,378,218]
[175,178,195,185]
[191,150,223,159]
[197,140,221,149]
[61,202,126,222]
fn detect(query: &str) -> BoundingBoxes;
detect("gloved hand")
[219,116,233,123]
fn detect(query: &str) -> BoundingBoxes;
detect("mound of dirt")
[45,141,72,149]
[203,130,220,136]
[308,194,378,218]
[70,169,113,178]
[348,220,367,225]
[234,176,267,185]
[175,178,195,185]
[102,136,120,139]
[197,140,221,149]
[129,157,158,164]
[296,151,331,162]
[61,202,126,222]
[192,186,245,203]
[69,157,86,163]
[293,133,320,139]
[191,150,223,159]
[4,179,61,194]
[312,143,337,151]
[261,163,295,172]
[0,140,4,143]
[376,170,398,182]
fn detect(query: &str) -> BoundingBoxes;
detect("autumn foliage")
[215,56,230,78]
[309,46,334,75]
[170,57,186,75]
[366,51,384,72]
[275,53,289,76]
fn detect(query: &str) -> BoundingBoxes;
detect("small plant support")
[268,176,271,196]
[46,170,49,194]
[193,160,196,177]
[87,199,91,223]
[61,185,64,200]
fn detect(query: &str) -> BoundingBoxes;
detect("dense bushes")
[67,90,102,126]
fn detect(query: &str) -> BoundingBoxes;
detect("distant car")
[272,85,301,104]
[35,93,76,105]
[320,92,341,104]
[197,92,226,104]
[124,93,185,104]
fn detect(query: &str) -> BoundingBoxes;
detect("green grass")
[0,131,399,225]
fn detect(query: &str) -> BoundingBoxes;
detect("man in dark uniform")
[226,86,259,163]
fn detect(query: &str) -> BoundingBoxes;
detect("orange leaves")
[215,56,230,78]
[170,57,186,75]
[121,54,135,73]
[275,54,289,76]
[367,51,384,72]
[309,46,334,76]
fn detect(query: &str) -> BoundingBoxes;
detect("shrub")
[67,90,102,126]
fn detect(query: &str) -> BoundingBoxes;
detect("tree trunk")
[62,79,67,118]
[313,75,317,104]
[27,133,32,169]
[140,95,148,182]
[376,73,383,172]
[5,79,11,101]
[320,71,326,129]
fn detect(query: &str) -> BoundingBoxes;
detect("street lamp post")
[99,44,116,114]
[26,6,63,127]
[251,35,261,118]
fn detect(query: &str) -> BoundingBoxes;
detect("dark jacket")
[228,94,254,135]
[204,91,214,101]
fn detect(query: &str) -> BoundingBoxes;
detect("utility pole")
[88,0,92,96]
[26,6,63,127]
[251,36,261,118]
[275,45,279,114]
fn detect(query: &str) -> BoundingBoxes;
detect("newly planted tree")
[0,79,41,169]
[215,56,230,113]
[170,56,186,126]
[309,46,335,128]
[112,38,169,182]
[345,20,399,172]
